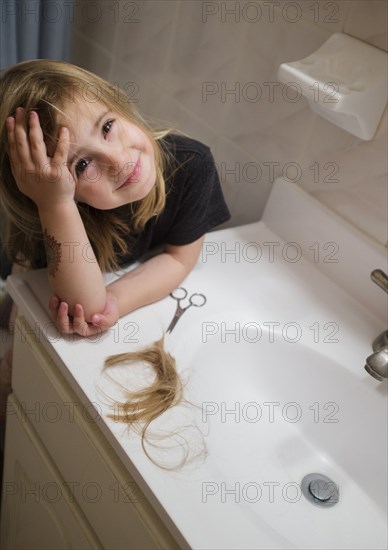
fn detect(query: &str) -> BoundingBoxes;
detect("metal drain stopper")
[301,473,339,508]
[309,479,333,501]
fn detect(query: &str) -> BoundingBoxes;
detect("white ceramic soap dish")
[278,33,387,140]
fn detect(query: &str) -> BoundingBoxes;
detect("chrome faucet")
[364,269,388,381]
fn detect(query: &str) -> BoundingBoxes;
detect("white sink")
[7,179,387,549]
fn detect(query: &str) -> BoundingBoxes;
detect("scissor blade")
[166,311,185,334]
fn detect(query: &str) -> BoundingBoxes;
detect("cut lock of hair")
[99,337,207,470]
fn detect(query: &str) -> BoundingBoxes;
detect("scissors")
[166,287,207,334]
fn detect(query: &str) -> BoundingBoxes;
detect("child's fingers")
[72,304,89,336]
[5,116,18,172]
[13,107,34,165]
[53,126,70,164]
[71,305,101,337]
[48,295,60,320]
[5,115,15,148]
[53,301,104,338]
[28,111,48,165]
[91,314,102,326]
[5,115,24,174]
[56,301,72,334]
[6,114,29,184]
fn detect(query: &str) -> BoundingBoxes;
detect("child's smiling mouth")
[116,158,141,191]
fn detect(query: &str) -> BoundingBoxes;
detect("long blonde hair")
[0,59,174,271]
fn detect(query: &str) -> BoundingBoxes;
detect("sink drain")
[301,473,339,507]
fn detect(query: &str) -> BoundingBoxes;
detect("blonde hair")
[101,337,207,470]
[0,59,174,271]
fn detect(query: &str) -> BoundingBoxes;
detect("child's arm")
[6,109,107,320]
[50,237,204,335]
[107,237,205,316]
[38,201,107,319]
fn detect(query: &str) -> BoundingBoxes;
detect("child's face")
[60,100,157,209]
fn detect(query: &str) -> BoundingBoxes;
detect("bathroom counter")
[2,179,387,549]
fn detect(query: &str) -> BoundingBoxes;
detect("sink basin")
[179,331,387,549]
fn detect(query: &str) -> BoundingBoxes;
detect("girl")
[0,59,230,334]
[0,59,231,420]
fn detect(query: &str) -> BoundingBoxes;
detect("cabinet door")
[0,394,102,550]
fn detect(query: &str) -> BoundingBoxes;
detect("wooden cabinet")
[1,394,100,550]
[1,316,181,550]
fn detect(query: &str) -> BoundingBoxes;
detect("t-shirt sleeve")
[164,145,231,246]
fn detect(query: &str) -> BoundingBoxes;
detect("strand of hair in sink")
[98,336,207,470]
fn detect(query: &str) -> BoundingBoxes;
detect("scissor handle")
[189,293,207,307]
[170,287,188,301]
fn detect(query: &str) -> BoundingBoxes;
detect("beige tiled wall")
[71,0,387,246]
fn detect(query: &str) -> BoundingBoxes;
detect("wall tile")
[210,136,274,226]
[313,186,387,247]
[296,107,387,245]
[71,31,112,79]
[344,0,388,51]
[71,0,122,53]
[198,1,350,35]
[107,58,156,112]
[273,0,351,33]
[115,1,180,71]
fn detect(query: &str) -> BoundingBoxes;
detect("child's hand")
[49,292,120,338]
[6,107,76,211]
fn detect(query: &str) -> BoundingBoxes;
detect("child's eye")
[102,119,114,136]
[75,158,90,177]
